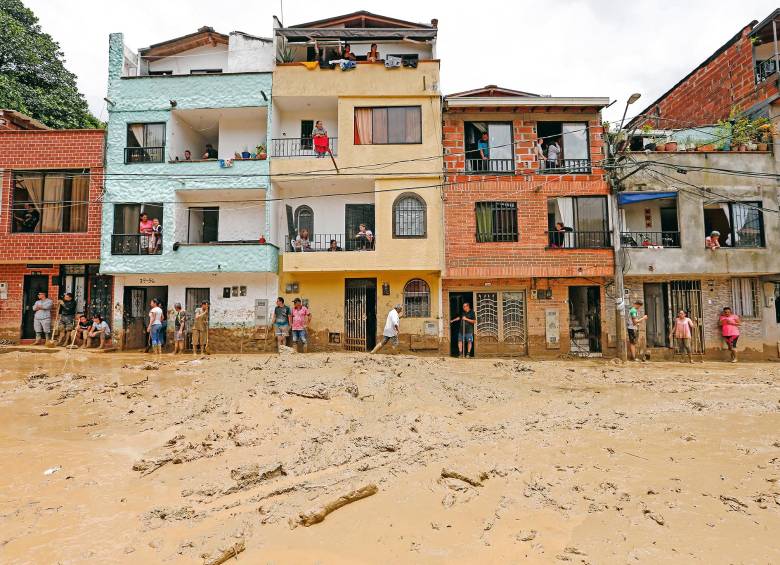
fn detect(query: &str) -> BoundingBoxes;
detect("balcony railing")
[111,234,162,255]
[124,146,165,164]
[272,137,338,158]
[755,58,778,84]
[537,159,592,174]
[284,233,375,252]
[465,158,515,173]
[621,231,681,248]
[547,230,611,249]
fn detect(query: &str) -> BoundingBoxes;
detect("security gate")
[669,280,705,353]
[344,279,377,351]
[474,291,527,355]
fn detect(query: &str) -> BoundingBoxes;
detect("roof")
[750,8,780,39]
[0,109,50,131]
[289,10,435,30]
[626,20,757,128]
[447,85,539,98]
[445,96,610,111]
[139,26,229,58]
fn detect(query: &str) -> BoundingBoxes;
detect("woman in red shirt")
[719,306,741,363]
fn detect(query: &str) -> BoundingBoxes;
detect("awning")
[277,28,437,41]
[618,192,677,205]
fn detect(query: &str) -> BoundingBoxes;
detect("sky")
[23,0,779,125]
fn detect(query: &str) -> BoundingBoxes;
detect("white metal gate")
[475,291,528,353]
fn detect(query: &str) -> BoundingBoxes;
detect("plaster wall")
[148,45,228,75]
[227,33,274,73]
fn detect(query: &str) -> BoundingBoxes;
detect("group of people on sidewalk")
[146,300,210,356]
[627,300,742,363]
[31,291,111,348]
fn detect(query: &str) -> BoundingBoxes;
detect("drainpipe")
[610,190,628,362]
[773,20,780,79]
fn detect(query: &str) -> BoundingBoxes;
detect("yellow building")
[270,11,443,351]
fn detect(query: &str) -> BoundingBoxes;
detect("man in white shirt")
[547,138,561,168]
[371,304,402,354]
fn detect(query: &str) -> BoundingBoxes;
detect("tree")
[0,0,101,128]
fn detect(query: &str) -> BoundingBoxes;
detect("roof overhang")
[139,27,229,59]
[276,28,436,42]
[445,96,610,110]
[0,109,50,130]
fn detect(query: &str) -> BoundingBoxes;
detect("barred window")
[393,194,426,238]
[731,278,761,319]
[295,205,314,234]
[403,279,430,318]
[475,201,518,242]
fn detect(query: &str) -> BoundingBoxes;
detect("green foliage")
[0,0,101,128]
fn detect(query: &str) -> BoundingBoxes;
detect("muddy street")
[1,349,779,564]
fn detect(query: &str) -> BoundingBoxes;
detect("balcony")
[537,159,592,175]
[284,233,374,253]
[125,146,164,164]
[272,137,338,158]
[546,230,611,249]
[111,234,162,255]
[755,57,778,84]
[620,231,681,248]
[465,158,514,174]
[171,241,278,273]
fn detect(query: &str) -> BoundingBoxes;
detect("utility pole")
[609,93,642,362]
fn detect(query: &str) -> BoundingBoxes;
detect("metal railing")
[124,146,165,164]
[465,158,515,173]
[537,159,592,174]
[111,234,162,255]
[755,58,778,84]
[271,137,338,158]
[285,233,375,252]
[621,231,681,248]
[547,230,611,249]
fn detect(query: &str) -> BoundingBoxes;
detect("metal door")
[668,280,705,353]
[502,291,528,350]
[474,291,528,355]
[88,275,112,320]
[21,275,49,339]
[644,283,669,347]
[185,288,210,349]
[344,204,375,251]
[344,278,377,351]
[123,287,147,349]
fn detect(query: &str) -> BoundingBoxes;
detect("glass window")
[731,278,761,319]
[295,205,314,235]
[547,196,609,248]
[393,194,426,238]
[403,279,430,317]
[354,106,422,144]
[562,123,589,160]
[703,202,764,247]
[464,122,514,173]
[475,201,518,242]
[126,123,165,163]
[12,171,89,233]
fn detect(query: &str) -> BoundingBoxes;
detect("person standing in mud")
[147,298,164,356]
[627,299,647,361]
[719,306,741,363]
[192,301,209,355]
[670,310,695,363]
[32,290,53,345]
[450,302,476,357]
[272,297,292,351]
[172,303,187,354]
[290,298,311,353]
[56,292,77,346]
[371,304,402,354]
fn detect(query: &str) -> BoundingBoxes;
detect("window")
[12,171,89,233]
[125,123,165,163]
[111,203,164,255]
[148,70,173,76]
[295,205,314,235]
[547,196,610,248]
[403,279,431,317]
[354,106,422,144]
[536,122,590,173]
[190,69,223,75]
[393,194,426,238]
[703,202,764,248]
[732,278,761,319]
[475,201,518,242]
[464,122,514,173]
[188,207,219,243]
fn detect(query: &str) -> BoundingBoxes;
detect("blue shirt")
[477,140,489,158]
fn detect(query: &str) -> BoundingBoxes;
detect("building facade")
[0,111,110,342]
[270,11,444,352]
[102,27,278,350]
[442,87,613,357]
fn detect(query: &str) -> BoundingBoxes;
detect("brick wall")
[443,113,613,280]
[0,264,61,341]
[633,24,779,128]
[0,129,105,263]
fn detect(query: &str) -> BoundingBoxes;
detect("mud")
[0,349,779,563]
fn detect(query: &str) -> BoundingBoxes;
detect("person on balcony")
[139,213,153,251]
[151,218,162,254]
[477,132,490,172]
[534,138,546,170]
[184,150,192,161]
[15,202,40,232]
[327,239,342,252]
[355,223,374,250]
[705,230,721,250]
[202,144,218,159]
[547,138,561,169]
[367,43,380,62]
[312,120,329,158]
[550,222,572,248]
[342,43,356,61]
[293,228,312,252]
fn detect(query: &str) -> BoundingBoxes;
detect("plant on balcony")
[256,144,267,160]
[277,46,295,63]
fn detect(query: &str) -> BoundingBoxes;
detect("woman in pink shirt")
[670,310,695,363]
[139,213,154,253]
[719,306,741,363]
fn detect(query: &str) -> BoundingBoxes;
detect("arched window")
[403,279,431,318]
[295,205,314,235]
[393,194,426,238]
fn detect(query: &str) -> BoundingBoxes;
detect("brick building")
[442,87,613,357]
[0,110,110,342]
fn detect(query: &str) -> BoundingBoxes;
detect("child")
[151,218,162,253]
[75,314,91,346]
[86,315,111,349]
[173,303,187,354]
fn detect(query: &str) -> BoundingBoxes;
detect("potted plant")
[654,136,667,151]
[664,139,678,152]
[256,144,267,160]
[241,147,251,159]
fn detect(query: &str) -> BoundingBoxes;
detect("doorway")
[185,287,210,349]
[644,283,669,347]
[344,204,375,250]
[22,274,49,339]
[122,286,168,350]
[449,291,475,357]
[344,278,377,351]
[568,286,601,354]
